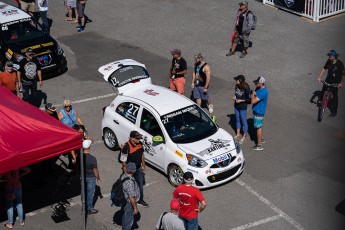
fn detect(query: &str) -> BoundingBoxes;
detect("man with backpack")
[120,162,140,230]
[119,131,149,207]
[226,1,255,58]
[155,199,185,230]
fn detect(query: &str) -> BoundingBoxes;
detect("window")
[115,102,139,124]
[140,109,163,137]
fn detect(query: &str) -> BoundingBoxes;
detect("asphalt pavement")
[1,0,345,229]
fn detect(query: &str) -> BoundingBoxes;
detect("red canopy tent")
[0,86,82,174]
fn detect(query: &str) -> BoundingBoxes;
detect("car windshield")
[161,105,217,144]
[1,18,44,43]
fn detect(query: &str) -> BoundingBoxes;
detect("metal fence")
[263,0,345,22]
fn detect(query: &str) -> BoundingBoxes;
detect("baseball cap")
[83,139,92,149]
[239,0,248,6]
[195,53,204,60]
[253,76,265,84]
[170,199,180,210]
[234,75,245,82]
[5,61,13,67]
[327,50,337,57]
[170,49,181,55]
[26,48,35,55]
[183,171,194,183]
[130,131,143,139]
[45,103,56,112]
[126,162,137,173]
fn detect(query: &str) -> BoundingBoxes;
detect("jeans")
[122,202,134,230]
[86,177,96,211]
[22,81,37,103]
[7,188,24,224]
[234,107,248,133]
[179,216,198,230]
[133,167,144,201]
[40,10,49,30]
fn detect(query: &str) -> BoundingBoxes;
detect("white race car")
[99,59,245,188]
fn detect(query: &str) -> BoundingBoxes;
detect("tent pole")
[80,148,86,230]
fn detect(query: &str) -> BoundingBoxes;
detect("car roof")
[0,2,31,24]
[122,84,194,116]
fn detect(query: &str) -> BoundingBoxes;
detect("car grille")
[207,164,241,183]
[210,154,236,168]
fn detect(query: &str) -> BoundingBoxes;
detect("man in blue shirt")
[251,77,268,151]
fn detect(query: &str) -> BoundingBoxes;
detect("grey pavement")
[1,0,345,229]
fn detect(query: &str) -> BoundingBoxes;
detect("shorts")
[21,1,36,12]
[253,112,264,129]
[234,33,250,48]
[193,85,209,100]
[169,77,185,94]
[77,2,86,18]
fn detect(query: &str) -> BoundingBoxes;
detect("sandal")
[71,20,78,24]
[233,135,241,140]
[64,18,72,21]
[239,137,245,144]
[4,223,13,229]
[19,221,25,226]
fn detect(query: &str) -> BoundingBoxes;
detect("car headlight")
[13,53,25,62]
[57,45,64,56]
[234,141,241,154]
[186,154,208,168]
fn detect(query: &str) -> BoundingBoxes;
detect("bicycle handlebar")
[321,80,338,88]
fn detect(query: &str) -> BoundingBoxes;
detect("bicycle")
[317,80,338,122]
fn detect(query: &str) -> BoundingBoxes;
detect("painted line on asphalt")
[229,215,281,230]
[235,179,305,230]
[40,93,117,109]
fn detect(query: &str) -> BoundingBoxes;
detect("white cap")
[83,140,92,149]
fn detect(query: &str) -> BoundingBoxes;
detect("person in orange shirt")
[0,61,20,96]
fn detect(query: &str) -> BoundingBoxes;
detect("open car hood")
[98,59,152,94]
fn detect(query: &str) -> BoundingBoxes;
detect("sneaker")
[77,28,85,33]
[239,51,247,58]
[252,145,264,151]
[76,25,82,28]
[87,209,98,215]
[239,137,245,144]
[226,51,235,56]
[208,104,214,113]
[261,138,266,144]
[137,200,149,208]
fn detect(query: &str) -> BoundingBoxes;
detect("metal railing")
[263,0,345,22]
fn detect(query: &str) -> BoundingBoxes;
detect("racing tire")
[103,128,119,151]
[317,94,328,122]
[168,164,184,187]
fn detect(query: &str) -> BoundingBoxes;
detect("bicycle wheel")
[318,94,329,122]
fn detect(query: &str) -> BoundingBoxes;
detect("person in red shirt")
[172,172,206,230]
[0,61,20,96]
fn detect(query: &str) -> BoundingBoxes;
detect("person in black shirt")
[17,48,42,105]
[119,130,149,208]
[169,49,187,95]
[226,1,254,58]
[317,50,345,117]
[233,75,251,144]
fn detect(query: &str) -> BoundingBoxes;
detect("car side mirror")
[152,135,164,143]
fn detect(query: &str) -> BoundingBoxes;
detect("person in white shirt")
[37,0,49,32]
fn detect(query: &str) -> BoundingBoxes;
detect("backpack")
[110,176,132,207]
[247,10,257,30]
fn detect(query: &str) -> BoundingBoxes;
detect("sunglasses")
[65,105,71,108]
